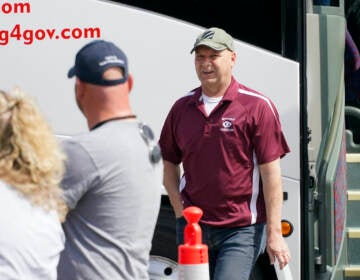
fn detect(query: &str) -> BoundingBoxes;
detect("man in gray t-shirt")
[57,40,161,280]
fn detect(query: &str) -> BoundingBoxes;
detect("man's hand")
[266,232,291,269]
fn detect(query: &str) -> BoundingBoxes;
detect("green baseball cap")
[190,27,234,53]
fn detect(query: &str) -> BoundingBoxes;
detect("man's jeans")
[176,217,266,280]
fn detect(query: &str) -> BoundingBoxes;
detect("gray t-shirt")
[57,120,161,280]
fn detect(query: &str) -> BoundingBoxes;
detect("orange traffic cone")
[178,206,209,280]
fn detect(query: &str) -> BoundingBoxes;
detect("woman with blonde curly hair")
[0,89,67,279]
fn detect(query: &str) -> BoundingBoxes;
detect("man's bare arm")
[162,160,183,218]
[260,158,291,269]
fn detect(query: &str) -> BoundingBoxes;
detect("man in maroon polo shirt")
[159,27,291,280]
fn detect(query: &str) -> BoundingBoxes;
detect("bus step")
[348,191,360,200]
[348,228,360,265]
[347,154,360,189]
[347,191,360,227]
[344,265,360,278]
[348,227,360,238]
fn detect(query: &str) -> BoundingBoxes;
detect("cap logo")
[99,55,125,66]
[198,30,215,41]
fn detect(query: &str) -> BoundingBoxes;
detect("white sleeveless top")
[0,180,65,280]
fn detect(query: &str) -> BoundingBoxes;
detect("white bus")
[1,0,354,279]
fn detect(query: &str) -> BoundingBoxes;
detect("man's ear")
[75,78,85,99]
[231,51,237,67]
[127,74,134,92]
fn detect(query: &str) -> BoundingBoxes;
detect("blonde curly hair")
[0,89,67,222]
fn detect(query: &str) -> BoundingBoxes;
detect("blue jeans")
[176,217,266,280]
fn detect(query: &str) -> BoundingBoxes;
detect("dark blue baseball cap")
[67,40,128,86]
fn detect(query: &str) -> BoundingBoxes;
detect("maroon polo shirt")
[159,77,290,227]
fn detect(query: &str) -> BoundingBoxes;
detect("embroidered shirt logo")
[223,120,232,128]
[220,117,234,132]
